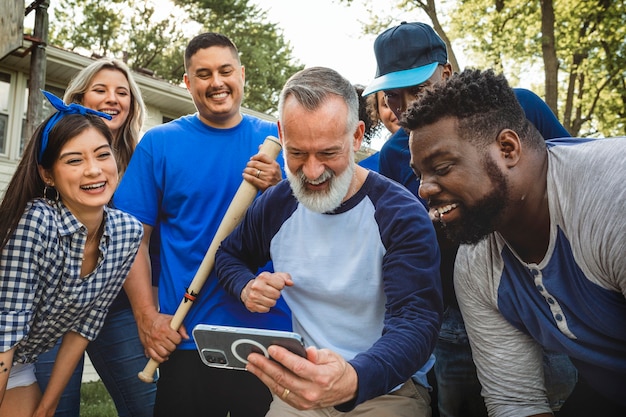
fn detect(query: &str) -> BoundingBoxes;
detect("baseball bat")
[138,135,282,383]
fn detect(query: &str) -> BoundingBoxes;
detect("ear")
[183,73,191,91]
[240,65,246,84]
[38,165,54,187]
[441,63,453,80]
[497,129,522,168]
[353,121,365,151]
[277,120,285,145]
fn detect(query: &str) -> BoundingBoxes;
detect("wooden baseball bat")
[138,135,282,383]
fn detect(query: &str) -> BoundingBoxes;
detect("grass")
[80,381,116,417]
[80,380,233,417]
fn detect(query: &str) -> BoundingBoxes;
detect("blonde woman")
[35,59,154,417]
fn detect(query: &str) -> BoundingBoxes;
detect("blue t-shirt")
[358,152,380,172]
[114,114,291,350]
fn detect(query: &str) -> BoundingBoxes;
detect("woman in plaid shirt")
[0,92,143,416]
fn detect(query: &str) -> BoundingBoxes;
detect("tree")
[539,0,558,113]
[49,0,125,57]
[339,0,626,136]
[44,0,303,114]
[125,1,189,82]
[46,0,190,80]
[338,0,461,72]
[450,0,626,136]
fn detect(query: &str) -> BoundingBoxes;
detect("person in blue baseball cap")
[362,21,449,100]
[364,21,578,417]
[362,22,454,189]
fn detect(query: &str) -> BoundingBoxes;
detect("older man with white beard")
[215,66,442,417]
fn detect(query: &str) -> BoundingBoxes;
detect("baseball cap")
[363,22,448,96]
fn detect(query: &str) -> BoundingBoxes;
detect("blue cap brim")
[362,62,439,96]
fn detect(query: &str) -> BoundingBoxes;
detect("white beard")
[285,156,355,214]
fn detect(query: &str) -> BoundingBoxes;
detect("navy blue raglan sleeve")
[215,181,296,301]
[340,179,443,409]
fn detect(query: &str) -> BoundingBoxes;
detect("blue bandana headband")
[38,90,113,163]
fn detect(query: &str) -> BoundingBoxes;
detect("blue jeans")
[434,306,577,417]
[35,307,156,417]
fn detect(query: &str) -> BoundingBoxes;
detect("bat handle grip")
[138,358,159,383]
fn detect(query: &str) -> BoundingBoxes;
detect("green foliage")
[450,0,626,136]
[125,1,188,82]
[79,381,116,417]
[50,0,126,56]
[450,0,543,86]
[557,0,626,136]
[339,0,626,137]
[48,0,191,81]
[46,0,303,115]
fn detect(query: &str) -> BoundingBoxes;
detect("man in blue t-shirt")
[114,32,291,417]
[362,21,576,416]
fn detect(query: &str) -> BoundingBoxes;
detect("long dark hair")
[0,113,113,250]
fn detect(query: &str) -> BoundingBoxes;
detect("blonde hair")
[64,58,146,173]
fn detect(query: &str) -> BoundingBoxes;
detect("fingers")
[145,347,168,363]
[139,313,183,362]
[247,346,358,409]
[246,351,309,405]
[250,152,274,165]
[244,157,282,190]
[178,323,190,340]
[241,272,292,313]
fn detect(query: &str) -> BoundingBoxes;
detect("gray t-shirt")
[455,137,626,416]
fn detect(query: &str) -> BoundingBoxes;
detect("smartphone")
[192,324,306,371]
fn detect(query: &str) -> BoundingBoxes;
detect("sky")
[250,0,416,87]
[250,0,420,149]
[36,0,421,148]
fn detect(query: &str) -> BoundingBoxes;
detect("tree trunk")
[417,0,461,73]
[540,0,559,117]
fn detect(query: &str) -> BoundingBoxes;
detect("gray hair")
[278,67,359,134]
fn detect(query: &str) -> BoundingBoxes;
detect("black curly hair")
[401,68,544,150]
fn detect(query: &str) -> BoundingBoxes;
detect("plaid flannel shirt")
[0,199,142,363]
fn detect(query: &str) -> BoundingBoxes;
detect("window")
[0,72,10,154]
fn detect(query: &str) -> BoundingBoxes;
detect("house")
[0,39,276,195]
